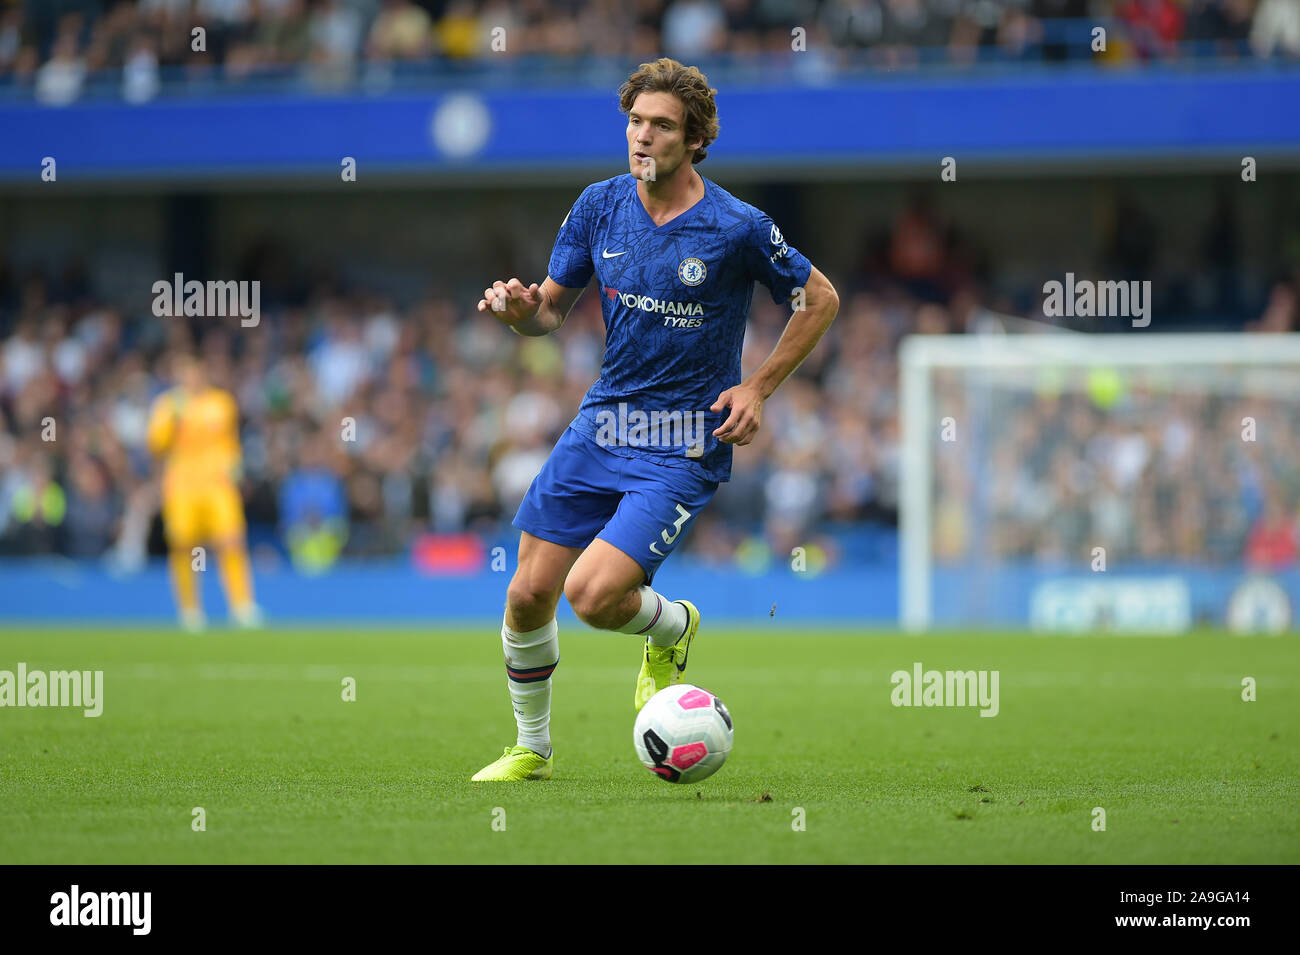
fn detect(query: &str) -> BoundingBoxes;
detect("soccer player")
[147,352,262,632]
[471,58,840,781]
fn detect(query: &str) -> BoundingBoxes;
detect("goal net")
[899,332,1300,633]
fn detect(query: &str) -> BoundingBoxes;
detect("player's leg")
[472,428,620,781]
[506,530,580,632]
[162,491,205,632]
[502,531,581,752]
[211,484,261,628]
[563,539,650,631]
[564,467,718,710]
[565,538,700,710]
[472,532,582,781]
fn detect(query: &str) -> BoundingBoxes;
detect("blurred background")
[1,0,1299,626]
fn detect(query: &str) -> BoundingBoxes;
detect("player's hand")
[711,383,764,446]
[477,278,544,327]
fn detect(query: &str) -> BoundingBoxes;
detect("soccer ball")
[633,684,733,784]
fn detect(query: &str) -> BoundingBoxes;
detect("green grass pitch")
[1,626,1296,864]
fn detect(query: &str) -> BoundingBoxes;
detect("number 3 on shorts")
[649,504,693,557]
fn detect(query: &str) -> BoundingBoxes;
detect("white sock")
[617,586,689,646]
[502,616,558,757]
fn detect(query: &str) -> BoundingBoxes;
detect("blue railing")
[4,62,1298,183]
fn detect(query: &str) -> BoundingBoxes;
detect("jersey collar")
[630,174,710,236]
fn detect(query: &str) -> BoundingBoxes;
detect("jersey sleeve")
[741,209,813,305]
[547,184,598,290]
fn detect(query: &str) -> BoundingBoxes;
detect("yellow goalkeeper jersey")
[146,387,242,498]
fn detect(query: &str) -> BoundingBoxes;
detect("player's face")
[626,92,700,182]
[174,358,204,392]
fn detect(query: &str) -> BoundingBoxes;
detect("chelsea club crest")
[678,257,707,287]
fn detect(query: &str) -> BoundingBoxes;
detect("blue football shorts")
[512,426,719,584]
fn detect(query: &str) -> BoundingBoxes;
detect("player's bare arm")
[711,264,840,446]
[477,276,585,336]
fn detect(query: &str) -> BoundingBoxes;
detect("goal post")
[899,333,1300,632]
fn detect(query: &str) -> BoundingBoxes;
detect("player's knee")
[562,575,593,622]
[563,575,616,626]
[506,574,559,620]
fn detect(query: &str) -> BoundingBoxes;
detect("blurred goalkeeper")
[147,353,262,632]
[470,58,840,781]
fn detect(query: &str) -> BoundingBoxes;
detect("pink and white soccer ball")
[633,684,734,783]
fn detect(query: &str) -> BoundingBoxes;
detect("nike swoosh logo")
[602,248,628,258]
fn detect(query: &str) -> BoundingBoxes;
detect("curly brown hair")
[617,58,719,165]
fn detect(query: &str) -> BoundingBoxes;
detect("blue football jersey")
[547,173,812,483]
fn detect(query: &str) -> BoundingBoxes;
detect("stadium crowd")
[0,271,894,569]
[0,244,907,566]
[1,0,1298,104]
[932,373,1300,568]
[2,220,1298,569]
